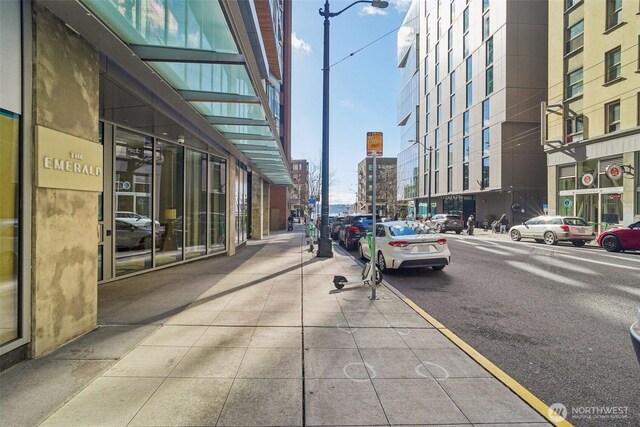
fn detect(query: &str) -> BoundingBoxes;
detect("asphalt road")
[339,234,640,427]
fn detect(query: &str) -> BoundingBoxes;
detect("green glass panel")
[83,0,238,53]
[149,62,254,95]
[192,102,266,120]
[217,125,273,137]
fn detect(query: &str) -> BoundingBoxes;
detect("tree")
[307,159,338,217]
[377,165,399,217]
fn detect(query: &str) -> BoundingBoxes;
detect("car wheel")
[358,243,367,260]
[543,231,557,245]
[377,251,388,273]
[432,265,445,271]
[455,230,461,234]
[141,236,152,249]
[572,240,586,247]
[510,229,521,241]
[535,239,544,243]
[601,235,621,252]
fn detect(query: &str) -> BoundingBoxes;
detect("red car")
[597,221,640,252]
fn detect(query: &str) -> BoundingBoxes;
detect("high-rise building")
[544,0,640,229]
[357,157,398,216]
[0,0,291,367]
[290,160,310,219]
[399,0,548,225]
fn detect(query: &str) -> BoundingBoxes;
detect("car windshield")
[389,221,435,236]
[564,217,588,226]
[445,215,460,220]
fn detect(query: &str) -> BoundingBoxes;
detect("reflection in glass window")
[155,140,184,267]
[209,156,226,251]
[0,109,20,345]
[482,157,490,188]
[115,129,154,276]
[185,150,208,259]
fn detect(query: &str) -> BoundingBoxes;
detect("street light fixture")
[316,0,389,258]
[409,139,433,218]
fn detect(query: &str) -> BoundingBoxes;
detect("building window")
[463,163,469,190]
[426,112,430,133]
[482,99,490,126]
[463,7,469,32]
[437,105,442,126]
[450,70,455,94]
[435,127,440,149]
[448,143,453,166]
[435,63,440,83]
[606,100,621,133]
[482,157,490,189]
[466,57,472,81]
[566,68,583,99]
[558,165,576,191]
[463,137,470,161]
[448,50,453,73]
[606,0,622,30]
[566,0,580,10]
[448,120,453,142]
[483,0,490,12]
[450,0,455,23]
[435,170,440,194]
[448,27,453,49]
[466,82,473,108]
[566,115,584,143]
[450,94,456,117]
[463,33,469,57]
[605,46,622,82]
[463,111,470,135]
[566,20,584,54]
[482,13,490,40]
[426,93,431,113]
[447,167,453,192]
[437,83,442,104]
[486,37,493,65]
[486,66,494,95]
[482,128,490,155]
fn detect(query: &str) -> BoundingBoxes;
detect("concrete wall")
[263,183,270,236]
[31,6,99,357]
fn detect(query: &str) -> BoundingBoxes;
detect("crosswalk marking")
[505,260,591,289]
[613,284,640,298]
[530,255,600,276]
[474,245,513,257]
[533,248,640,271]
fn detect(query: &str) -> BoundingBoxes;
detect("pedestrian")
[499,213,509,234]
[467,213,475,235]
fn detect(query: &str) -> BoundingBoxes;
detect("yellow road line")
[401,296,574,427]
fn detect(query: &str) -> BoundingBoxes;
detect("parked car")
[358,220,450,272]
[115,211,160,228]
[338,214,380,250]
[631,307,640,367]
[426,214,464,234]
[330,216,345,240]
[115,219,162,250]
[509,216,595,246]
[597,221,640,252]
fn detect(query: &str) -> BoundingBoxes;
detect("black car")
[338,214,381,250]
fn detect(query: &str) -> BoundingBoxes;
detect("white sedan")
[358,221,451,272]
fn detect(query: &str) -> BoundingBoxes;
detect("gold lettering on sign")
[43,155,103,176]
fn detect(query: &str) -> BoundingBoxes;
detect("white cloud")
[359,5,388,16]
[397,25,415,54]
[340,99,356,108]
[392,0,413,12]
[291,32,311,53]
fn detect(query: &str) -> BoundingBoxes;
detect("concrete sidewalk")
[1,225,551,426]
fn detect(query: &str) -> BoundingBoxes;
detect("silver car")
[509,216,595,246]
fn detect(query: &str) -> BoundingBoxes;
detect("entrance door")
[98,123,114,281]
[575,193,598,225]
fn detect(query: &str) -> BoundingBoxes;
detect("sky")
[291,0,411,205]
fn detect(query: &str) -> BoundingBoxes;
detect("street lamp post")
[316,0,389,258]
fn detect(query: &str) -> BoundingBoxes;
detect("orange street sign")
[367,132,383,157]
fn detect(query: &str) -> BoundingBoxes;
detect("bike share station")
[333,132,384,300]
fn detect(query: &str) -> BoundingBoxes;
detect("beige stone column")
[31,6,100,357]
[263,183,270,237]
[251,173,264,239]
